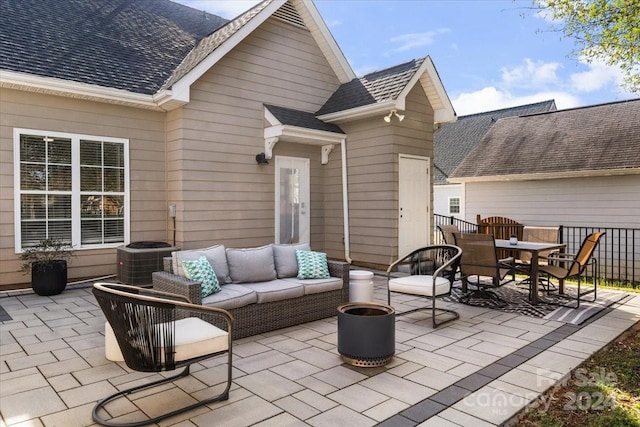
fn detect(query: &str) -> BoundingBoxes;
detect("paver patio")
[1,274,639,427]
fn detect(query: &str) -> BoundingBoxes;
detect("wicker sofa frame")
[152,260,350,340]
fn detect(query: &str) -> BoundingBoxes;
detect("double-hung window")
[14,129,129,250]
[448,197,461,215]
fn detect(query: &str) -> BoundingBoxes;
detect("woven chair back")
[93,284,177,372]
[453,233,500,279]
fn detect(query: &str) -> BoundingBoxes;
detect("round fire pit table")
[337,302,395,367]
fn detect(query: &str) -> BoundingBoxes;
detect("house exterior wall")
[434,183,465,219]
[463,175,640,228]
[167,18,341,252]
[337,85,435,269]
[0,88,166,288]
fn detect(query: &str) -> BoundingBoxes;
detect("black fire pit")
[337,302,395,367]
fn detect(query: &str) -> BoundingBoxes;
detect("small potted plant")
[20,238,74,296]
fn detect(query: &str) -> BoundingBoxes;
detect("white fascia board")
[396,57,455,124]
[294,0,355,83]
[448,168,640,183]
[316,100,398,123]
[1,70,162,110]
[265,124,345,144]
[169,1,286,104]
[264,107,281,126]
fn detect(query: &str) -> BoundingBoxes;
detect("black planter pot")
[31,260,67,296]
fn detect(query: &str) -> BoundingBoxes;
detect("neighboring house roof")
[0,0,355,110]
[264,105,344,134]
[316,56,456,124]
[434,100,557,185]
[449,98,640,182]
[0,0,228,95]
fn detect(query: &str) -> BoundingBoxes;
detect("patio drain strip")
[376,298,628,427]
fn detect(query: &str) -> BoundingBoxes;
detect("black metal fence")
[434,214,639,288]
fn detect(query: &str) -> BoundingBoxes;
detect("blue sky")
[173,0,636,116]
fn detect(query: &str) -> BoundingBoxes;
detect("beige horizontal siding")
[0,88,167,288]
[166,18,341,253]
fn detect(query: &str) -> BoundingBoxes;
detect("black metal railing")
[433,214,639,288]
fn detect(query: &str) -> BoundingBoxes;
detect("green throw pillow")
[295,250,330,279]
[181,256,221,297]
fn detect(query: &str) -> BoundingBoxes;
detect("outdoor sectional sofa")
[152,243,350,339]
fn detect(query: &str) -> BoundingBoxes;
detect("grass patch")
[514,326,640,427]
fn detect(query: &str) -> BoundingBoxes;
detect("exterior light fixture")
[255,152,269,164]
[383,110,404,123]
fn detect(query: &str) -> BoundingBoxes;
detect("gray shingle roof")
[316,57,426,115]
[434,100,557,184]
[450,99,640,179]
[163,0,273,89]
[265,105,344,134]
[0,0,229,95]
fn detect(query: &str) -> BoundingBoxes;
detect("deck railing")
[433,214,639,288]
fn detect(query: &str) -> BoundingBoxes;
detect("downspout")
[340,137,352,263]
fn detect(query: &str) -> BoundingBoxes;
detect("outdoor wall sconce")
[255,152,269,164]
[383,109,405,123]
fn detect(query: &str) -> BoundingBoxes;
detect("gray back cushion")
[226,245,277,283]
[172,245,232,284]
[273,243,311,278]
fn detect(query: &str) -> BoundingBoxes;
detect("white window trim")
[13,128,130,252]
[448,196,461,215]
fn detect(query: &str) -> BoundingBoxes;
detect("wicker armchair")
[386,245,462,328]
[92,283,233,427]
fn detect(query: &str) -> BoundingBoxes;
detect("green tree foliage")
[536,0,640,93]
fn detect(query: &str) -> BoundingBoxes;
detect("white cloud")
[569,58,625,92]
[501,58,562,87]
[387,29,450,54]
[451,86,580,116]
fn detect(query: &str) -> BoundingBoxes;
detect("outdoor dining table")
[495,239,567,304]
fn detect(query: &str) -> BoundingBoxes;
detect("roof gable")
[0,0,355,111]
[316,56,455,124]
[450,99,640,182]
[434,100,557,184]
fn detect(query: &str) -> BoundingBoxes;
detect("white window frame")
[448,196,461,215]
[14,128,130,252]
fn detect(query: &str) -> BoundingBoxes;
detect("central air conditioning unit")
[116,242,179,286]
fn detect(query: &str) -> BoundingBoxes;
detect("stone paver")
[0,278,637,427]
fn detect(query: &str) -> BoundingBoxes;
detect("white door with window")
[275,156,310,244]
[398,155,430,256]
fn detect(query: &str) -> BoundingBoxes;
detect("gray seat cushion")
[202,284,257,310]
[240,280,304,303]
[282,277,344,295]
[272,243,311,278]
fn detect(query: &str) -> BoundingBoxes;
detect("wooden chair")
[92,283,233,427]
[386,245,462,328]
[539,232,605,308]
[453,232,515,307]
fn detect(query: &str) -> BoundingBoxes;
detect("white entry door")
[275,156,310,244]
[398,155,430,257]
